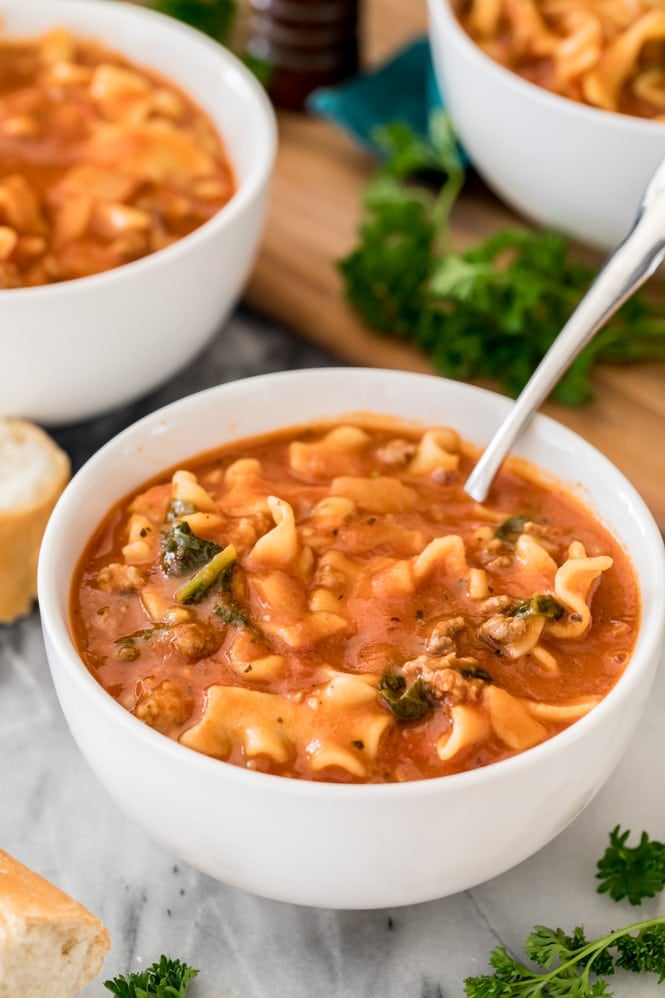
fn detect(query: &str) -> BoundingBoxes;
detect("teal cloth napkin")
[307,38,444,156]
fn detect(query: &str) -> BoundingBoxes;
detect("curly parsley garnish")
[596,826,665,906]
[465,918,665,996]
[104,955,198,997]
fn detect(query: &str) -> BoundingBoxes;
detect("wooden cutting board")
[244,0,665,528]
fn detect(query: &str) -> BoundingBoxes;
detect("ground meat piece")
[169,622,218,659]
[480,614,527,646]
[134,680,190,733]
[479,595,514,614]
[425,668,483,702]
[425,616,465,655]
[403,653,480,702]
[475,537,513,569]
[97,563,147,592]
[376,439,417,466]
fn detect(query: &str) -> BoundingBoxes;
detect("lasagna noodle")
[458,0,665,117]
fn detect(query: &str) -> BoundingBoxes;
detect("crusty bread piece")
[0,849,110,997]
[0,418,70,624]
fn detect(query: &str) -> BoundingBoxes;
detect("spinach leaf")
[114,624,169,647]
[161,521,222,576]
[378,673,431,721]
[214,599,251,628]
[174,544,237,604]
[494,515,531,544]
[509,594,565,621]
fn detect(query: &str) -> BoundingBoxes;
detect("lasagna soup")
[0,27,234,288]
[71,421,639,784]
[456,0,665,119]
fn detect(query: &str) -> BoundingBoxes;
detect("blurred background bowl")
[428,0,665,251]
[0,0,276,425]
[38,368,665,909]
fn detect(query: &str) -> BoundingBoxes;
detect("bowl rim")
[38,368,665,800]
[429,0,665,136]
[0,0,277,298]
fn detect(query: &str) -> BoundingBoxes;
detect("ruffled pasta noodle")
[71,419,639,783]
[0,27,234,288]
[455,0,665,119]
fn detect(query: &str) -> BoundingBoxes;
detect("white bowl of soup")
[0,0,276,424]
[38,369,665,909]
[428,0,665,250]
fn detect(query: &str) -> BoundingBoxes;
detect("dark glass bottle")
[246,0,361,110]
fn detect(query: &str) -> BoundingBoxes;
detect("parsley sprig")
[104,955,199,997]
[597,826,665,906]
[466,828,665,995]
[146,0,236,42]
[340,112,665,407]
[465,918,665,996]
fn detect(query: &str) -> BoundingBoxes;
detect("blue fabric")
[307,38,443,157]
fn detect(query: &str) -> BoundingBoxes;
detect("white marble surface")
[2,309,664,997]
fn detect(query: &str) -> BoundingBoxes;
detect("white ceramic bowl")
[38,369,665,909]
[0,0,276,425]
[428,0,665,251]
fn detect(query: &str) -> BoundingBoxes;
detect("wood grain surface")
[244,0,665,527]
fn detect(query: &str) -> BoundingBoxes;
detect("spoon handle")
[464,188,665,504]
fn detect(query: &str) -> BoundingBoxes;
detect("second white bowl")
[428,0,665,250]
[0,0,276,424]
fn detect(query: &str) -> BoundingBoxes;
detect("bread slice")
[0,418,70,624]
[0,849,110,997]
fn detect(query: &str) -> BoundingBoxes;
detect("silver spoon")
[464,155,665,503]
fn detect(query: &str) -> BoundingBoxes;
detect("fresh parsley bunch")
[340,111,665,406]
[104,955,199,998]
[465,919,665,996]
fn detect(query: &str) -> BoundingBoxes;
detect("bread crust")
[0,849,104,928]
[0,419,70,624]
[0,849,110,996]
